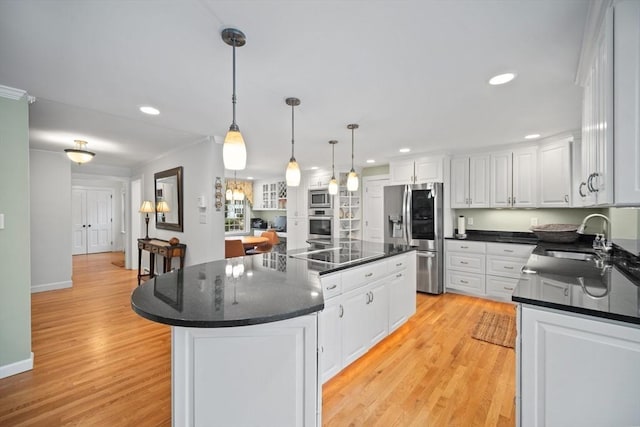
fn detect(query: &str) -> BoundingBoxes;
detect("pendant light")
[221,28,247,171]
[328,140,339,196]
[65,140,95,164]
[347,124,359,191]
[285,97,301,186]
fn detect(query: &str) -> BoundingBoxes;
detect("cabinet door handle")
[564,194,569,203]
[364,272,373,278]
[82,224,86,228]
[507,196,511,204]
[326,284,337,290]
[564,288,569,297]
[469,198,472,204]
[578,182,587,197]
[512,196,516,205]
[339,304,344,318]
[370,291,374,303]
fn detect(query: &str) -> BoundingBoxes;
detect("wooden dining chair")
[246,231,275,255]
[225,239,245,258]
[265,230,280,245]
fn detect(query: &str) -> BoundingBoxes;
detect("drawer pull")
[396,273,403,278]
[364,272,373,278]
[503,266,514,270]
[503,249,514,253]
[459,261,469,265]
[460,245,469,249]
[326,284,337,290]
[503,286,514,291]
[395,262,403,267]
[460,279,469,284]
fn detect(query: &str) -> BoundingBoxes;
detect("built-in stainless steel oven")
[309,189,332,209]
[308,214,332,239]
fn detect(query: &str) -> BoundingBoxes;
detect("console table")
[137,238,187,285]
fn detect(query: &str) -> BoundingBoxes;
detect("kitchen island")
[512,241,640,427]
[131,240,416,427]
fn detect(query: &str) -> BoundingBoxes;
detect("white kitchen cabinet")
[341,286,371,367]
[445,240,486,296]
[388,253,417,333]
[286,217,308,250]
[287,181,307,218]
[450,154,490,208]
[307,172,331,189]
[579,7,614,206]
[318,295,343,383]
[614,0,640,206]
[253,179,286,210]
[538,138,572,207]
[389,155,445,185]
[519,305,640,427]
[490,147,537,208]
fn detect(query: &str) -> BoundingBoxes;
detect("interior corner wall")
[132,137,225,267]
[30,150,72,292]
[0,95,32,374]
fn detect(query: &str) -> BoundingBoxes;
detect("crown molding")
[0,84,27,100]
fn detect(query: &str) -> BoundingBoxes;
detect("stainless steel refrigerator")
[383,182,443,294]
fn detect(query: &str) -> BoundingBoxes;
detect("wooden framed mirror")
[154,166,183,232]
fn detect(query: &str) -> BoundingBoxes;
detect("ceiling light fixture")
[328,140,339,196]
[399,148,411,153]
[347,124,359,192]
[221,28,247,171]
[139,106,160,115]
[366,159,376,164]
[488,72,516,85]
[524,133,541,140]
[285,97,302,186]
[64,139,95,164]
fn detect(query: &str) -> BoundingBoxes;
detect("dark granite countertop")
[513,242,640,325]
[446,230,538,245]
[131,240,416,328]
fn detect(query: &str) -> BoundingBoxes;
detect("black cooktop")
[292,247,385,266]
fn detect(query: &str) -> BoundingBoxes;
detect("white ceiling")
[0,0,589,180]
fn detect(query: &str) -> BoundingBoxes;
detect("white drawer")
[341,260,388,293]
[446,240,486,254]
[320,273,342,300]
[446,253,485,274]
[446,270,485,295]
[486,255,527,279]
[486,242,534,258]
[486,274,520,299]
[386,252,413,273]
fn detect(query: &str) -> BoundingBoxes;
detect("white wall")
[30,150,73,292]
[133,137,225,268]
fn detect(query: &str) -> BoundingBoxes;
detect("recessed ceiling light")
[247,176,254,180]
[139,105,160,115]
[310,166,319,170]
[366,159,376,164]
[524,134,541,140]
[488,72,516,85]
[399,148,411,153]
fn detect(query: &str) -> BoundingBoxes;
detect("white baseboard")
[31,280,72,293]
[0,352,34,379]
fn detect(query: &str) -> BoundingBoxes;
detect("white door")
[362,177,388,243]
[71,189,87,255]
[72,188,113,255]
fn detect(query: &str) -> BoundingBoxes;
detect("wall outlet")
[467,217,474,226]
[530,218,538,226]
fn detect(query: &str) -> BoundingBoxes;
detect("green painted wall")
[362,164,389,177]
[608,207,640,239]
[0,95,31,369]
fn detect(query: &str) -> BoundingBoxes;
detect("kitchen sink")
[543,250,597,261]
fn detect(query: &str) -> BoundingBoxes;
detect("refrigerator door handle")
[417,252,436,258]
[404,185,412,245]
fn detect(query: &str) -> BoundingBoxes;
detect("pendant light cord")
[291,103,295,159]
[351,127,355,170]
[231,39,237,128]
[332,143,335,178]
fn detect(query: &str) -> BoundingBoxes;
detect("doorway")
[72,187,113,255]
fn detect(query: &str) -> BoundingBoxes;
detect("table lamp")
[139,200,155,239]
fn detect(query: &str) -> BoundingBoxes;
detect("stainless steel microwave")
[309,189,332,209]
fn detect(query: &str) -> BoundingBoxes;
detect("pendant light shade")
[65,140,95,164]
[221,28,247,171]
[285,97,302,186]
[328,140,339,196]
[347,124,359,192]
[232,171,245,201]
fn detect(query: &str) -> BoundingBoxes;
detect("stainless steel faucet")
[577,213,612,253]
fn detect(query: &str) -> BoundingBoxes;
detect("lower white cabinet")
[318,252,417,384]
[446,240,534,301]
[518,305,640,427]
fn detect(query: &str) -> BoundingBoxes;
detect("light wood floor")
[0,253,515,426]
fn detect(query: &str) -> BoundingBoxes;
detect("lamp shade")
[286,159,301,186]
[139,200,155,213]
[223,129,247,170]
[156,200,170,213]
[347,170,359,192]
[328,177,338,195]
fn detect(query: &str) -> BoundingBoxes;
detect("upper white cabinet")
[450,154,490,208]
[538,138,572,207]
[390,155,445,185]
[253,179,286,210]
[307,172,331,189]
[614,0,640,205]
[490,147,537,208]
